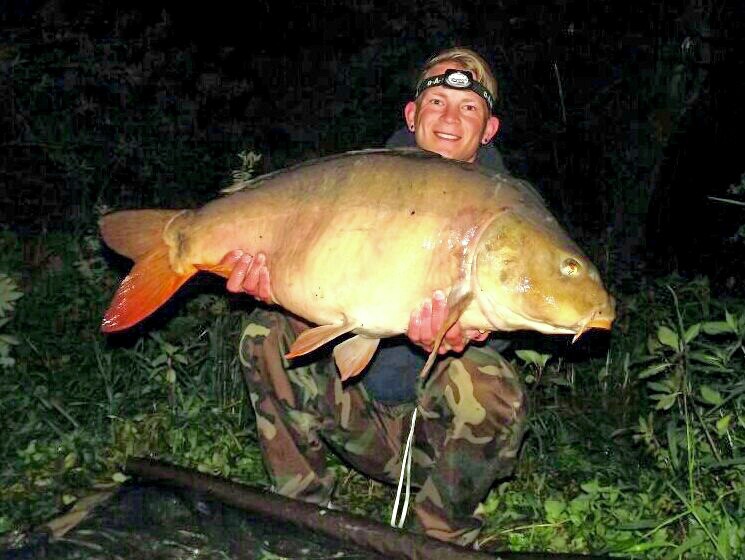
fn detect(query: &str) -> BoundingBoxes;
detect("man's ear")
[483,116,500,143]
[404,101,417,130]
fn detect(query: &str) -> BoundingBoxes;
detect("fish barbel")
[100,149,615,379]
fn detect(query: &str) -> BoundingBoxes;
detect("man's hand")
[407,290,488,354]
[220,250,272,303]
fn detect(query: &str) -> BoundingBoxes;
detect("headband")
[415,68,494,112]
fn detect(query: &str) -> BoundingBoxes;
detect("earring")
[410,125,415,132]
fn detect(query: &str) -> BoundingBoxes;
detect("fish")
[100,148,615,380]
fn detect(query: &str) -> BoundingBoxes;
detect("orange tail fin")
[102,245,196,332]
[100,209,194,333]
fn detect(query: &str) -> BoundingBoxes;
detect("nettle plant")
[631,283,744,557]
[634,285,744,473]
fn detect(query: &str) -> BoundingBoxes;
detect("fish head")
[473,208,615,338]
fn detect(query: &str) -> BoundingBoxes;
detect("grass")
[1,228,743,558]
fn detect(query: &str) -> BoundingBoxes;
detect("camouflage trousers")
[239,308,527,546]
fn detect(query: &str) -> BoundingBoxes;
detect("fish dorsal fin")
[285,322,357,359]
[419,287,474,380]
[332,335,381,381]
[101,246,196,332]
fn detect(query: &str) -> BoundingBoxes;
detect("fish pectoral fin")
[333,335,380,381]
[285,322,357,359]
[102,246,195,332]
[419,288,474,380]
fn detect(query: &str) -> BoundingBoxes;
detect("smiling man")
[222,48,526,548]
[387,48,507,172]
[406,60,500,162]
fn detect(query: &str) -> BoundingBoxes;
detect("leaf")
[656,393,677,410]
[689,351,723,366]
[548,376,572,387]
[699,385,723,406]
[112,472,128,483]
[661,533,706,560]
[657,326,679,350]
[701,321,734,335]
[647,381,671,393]
[683,323,700,344]
[515,349,551,368]
[580,479,601,495]
[716,523,733,560]
[544,499,565,521]
[700,456,745,469]
[0,274,23,317]
[725,310,737,331]
[62,494,77,506]
[151,354,167,367]
[0,334,19,346]
[666,420,679,470]
[716,414,731,435]
[638,362,671,379]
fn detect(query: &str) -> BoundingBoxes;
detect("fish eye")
[561,257,581,277]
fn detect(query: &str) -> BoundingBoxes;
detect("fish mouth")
[571,314,614,343]
[587,318,612,330]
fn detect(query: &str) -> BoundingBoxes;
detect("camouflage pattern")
[240,307,527,546]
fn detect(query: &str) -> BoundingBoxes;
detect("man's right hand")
[220,250,272,303]
[407,290,489,354]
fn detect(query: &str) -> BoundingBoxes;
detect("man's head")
[405,48,501,163]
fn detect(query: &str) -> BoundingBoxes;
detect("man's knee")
[471,359,526,429]
[438,351,527,438]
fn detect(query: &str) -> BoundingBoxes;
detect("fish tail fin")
[99,209,183,261]
[101,245,196,333]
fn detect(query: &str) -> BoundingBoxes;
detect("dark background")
[2,0,744,291]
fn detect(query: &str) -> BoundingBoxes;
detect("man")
[220,48,527,547]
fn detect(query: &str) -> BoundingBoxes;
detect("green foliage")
[221,150,265,194]
[0,230,262,540]
[0,273,22,367]
[515,349,553,385]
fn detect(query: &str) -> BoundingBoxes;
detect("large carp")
[100,149,615,379]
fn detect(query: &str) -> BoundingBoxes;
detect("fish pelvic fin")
[101,245,196,332]
[100,209,184,261]
[419,288,474,380]
[285,322,357,359]
[333,335,381,381]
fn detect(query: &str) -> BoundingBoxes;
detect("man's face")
[405,62,500,163]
